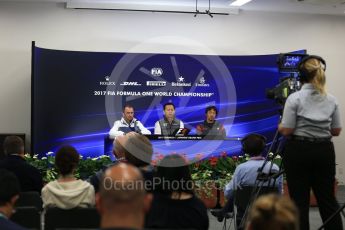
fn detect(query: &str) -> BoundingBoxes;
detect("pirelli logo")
[146,81,166,86]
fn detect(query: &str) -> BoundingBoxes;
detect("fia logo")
[151,68,163,77]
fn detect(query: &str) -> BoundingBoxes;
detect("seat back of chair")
[234,185,279,212]
[45,207,100,230]
[11,207,41,230]
[234,186,279,230]
[16,191,43,211]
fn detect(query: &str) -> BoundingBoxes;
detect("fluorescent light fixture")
[66,1,240,15]
[230,0,253,7]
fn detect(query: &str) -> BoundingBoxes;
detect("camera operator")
[278,55,342,230]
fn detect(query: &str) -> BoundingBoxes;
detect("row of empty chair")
[11,207,100,230]
[11,191,100,230]
[13,187,279,230]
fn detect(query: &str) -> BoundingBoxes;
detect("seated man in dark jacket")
[0,169,28,230]
[0,136,43,193]
[196,105,226,139]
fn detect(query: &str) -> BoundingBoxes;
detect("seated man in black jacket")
[196,105,226,139]
[0,136,43,193]
[0,169,27,230]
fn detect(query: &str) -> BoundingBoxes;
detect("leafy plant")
[24,153,112,183]
[189,152,282,199]
[189,152,249,198]
[76,155,112,180]
[24,153,58,183]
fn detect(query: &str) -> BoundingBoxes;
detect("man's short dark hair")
[3,136,24,155]
[205,105,218,115]
[241,134,267,156]
[123,104,134,112]
[55,145,80,176]
[163,102,175,110]
[0,169,20,206]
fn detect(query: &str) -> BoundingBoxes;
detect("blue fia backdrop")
[32,45,285,159]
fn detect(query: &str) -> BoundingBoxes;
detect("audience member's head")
[123,133,153,167]
[246,194,299,230]
[241,133,266,156]
[55,145,80,177]
[96,163,152,229]
[0,169,20,218]
[3,135,24,156]
[155,154,194,196]
[112,135,128,161]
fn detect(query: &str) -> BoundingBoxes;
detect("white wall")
[1,3,345,182]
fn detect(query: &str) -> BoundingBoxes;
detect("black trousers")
[283,139,343,230]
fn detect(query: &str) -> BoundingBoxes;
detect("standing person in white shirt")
[109,104,151,139]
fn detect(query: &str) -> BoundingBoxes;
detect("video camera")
[266,53,307,105]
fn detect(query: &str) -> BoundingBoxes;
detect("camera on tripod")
[266,53,307,105]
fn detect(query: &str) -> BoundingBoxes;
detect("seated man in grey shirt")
[154,102,184,136]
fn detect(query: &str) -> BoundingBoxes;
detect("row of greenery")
[24,153,112,182]
[25,152,282,198]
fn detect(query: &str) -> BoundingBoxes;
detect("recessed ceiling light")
[230,0,253,7]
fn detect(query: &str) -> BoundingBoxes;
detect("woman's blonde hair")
[246,194,299,230]
[301,57,326,95]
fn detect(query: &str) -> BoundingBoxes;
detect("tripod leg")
[340,208,345,218]
[215,183,222,209]
[318,202,345,230]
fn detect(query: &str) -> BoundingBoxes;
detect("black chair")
[234,186,279,230]
[104,135,113,156]
[16,191,43,211]
[44,207,100,230]
[10,207,41,230]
